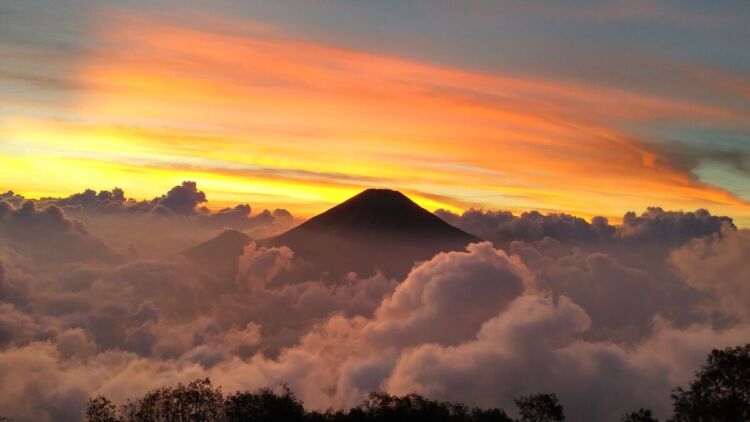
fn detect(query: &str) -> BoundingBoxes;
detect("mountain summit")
[280,189,475,238]
[269,189,479,279]
[182,229,251,272]
[182,189,479,280]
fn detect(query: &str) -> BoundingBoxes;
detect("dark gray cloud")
[158,181,207,215]
[437,206,733,249]
[0,200,120,265]
[436,208,614,245]
[18,182,296,258]
[619,207,734,244]
[37,181,293,226]
[0,191,25,208]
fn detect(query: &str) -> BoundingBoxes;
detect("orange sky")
[2,10,749,223]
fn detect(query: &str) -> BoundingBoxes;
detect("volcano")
[182,189,479,280]
[267,189,480,279]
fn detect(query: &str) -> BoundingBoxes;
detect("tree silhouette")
[621,408,658,422]
[86,396,121,422]
[87,384,513,422]
[121,378,224,422]
[514,393,564,422]
[225,384,306,422]
[670,344,750,422]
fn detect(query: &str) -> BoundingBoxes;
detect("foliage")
[121,378,225,422]
[621,408,658,422]
[86,396,121,422]
[514,393,565,422]
[87,382,513,422]
[348,391,512,422]
[224,384,306,422]
[670,344,750,422]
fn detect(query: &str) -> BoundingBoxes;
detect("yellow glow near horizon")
[1,10,749,224]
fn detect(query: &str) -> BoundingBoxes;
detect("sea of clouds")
[1,183,748,421]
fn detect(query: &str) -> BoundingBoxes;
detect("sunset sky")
[2,0,750,222]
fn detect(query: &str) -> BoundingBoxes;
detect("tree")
[121,378,225,422]
[358,392,457,421]
[470,407,513,422]
[348,391,512,422]
[670,343,750,422]
[515,393,564,422]
[224,384,306,422]
[86,395,121,422]
[621,408,658,422]
[85,378,515,422]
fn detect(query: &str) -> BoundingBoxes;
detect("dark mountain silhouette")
[181,229,251,276]
[267,189,480,280]
[181,189,479,280]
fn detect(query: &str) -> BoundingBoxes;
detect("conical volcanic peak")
[269,189,479,279]
[285,188,476,238]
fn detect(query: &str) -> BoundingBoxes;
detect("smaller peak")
[217,228,246,237]
[213,229,249,242]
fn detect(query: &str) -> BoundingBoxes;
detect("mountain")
[181,229,251,275]
[267,189,480,280]
[181,189,480,281]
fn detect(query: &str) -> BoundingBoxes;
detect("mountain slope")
[267,189,480,279]
[181,229,251,275]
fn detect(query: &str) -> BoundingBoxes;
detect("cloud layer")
[0,193,748,421]
[2,182,294,259]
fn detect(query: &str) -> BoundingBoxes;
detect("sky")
[2,0,750,222]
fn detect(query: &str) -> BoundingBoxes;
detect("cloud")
[510,240,701,343]
[363,242,527,347]
[436,208,613,245]
[157,181,206,215]
[223,240,750,420]
[0,200,120,265]
[0,191,25,208]
[47,181,284,224]
[0,197,748,421]
[381,298,750,421]
[237,244,295,289]
[619,207,735,244]
[437,207,733,248]
[50,187,127,213]
[0,303,38,346]
[670,227,750,321]
[0,341,205,422]
[0,236,398,420]
[18,182,296,258]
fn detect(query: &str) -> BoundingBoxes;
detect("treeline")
[87,383,559,422]
[65,343,750,421]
